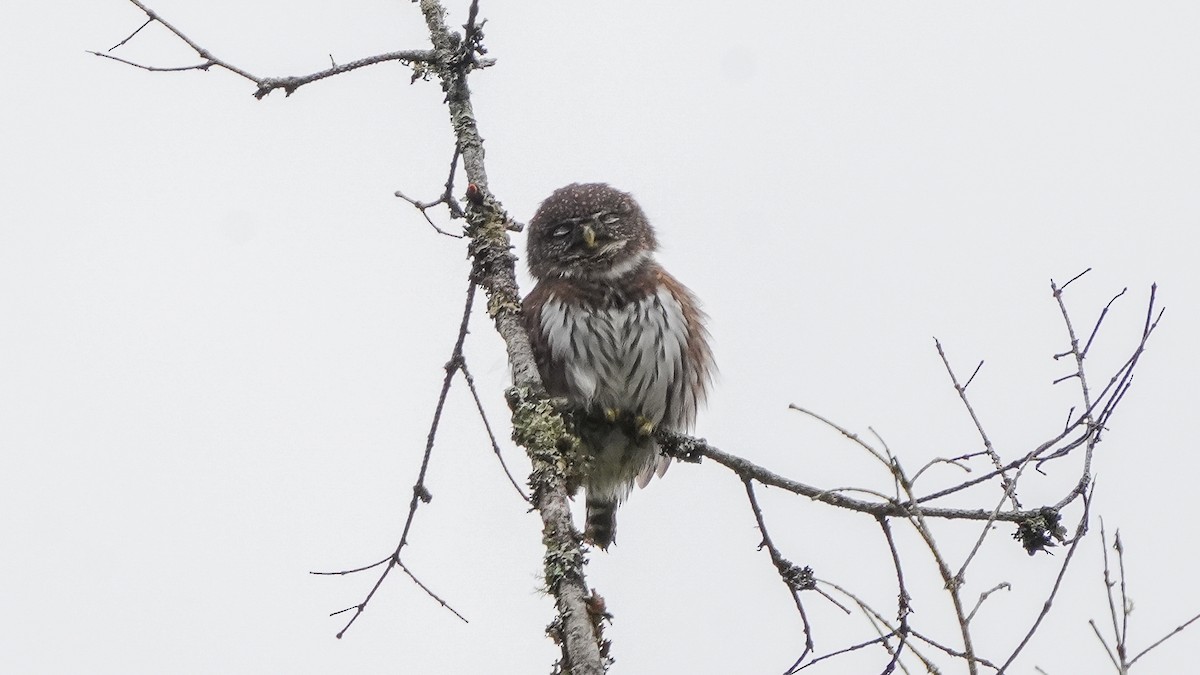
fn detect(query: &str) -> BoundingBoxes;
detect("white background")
[3,1,1198,673]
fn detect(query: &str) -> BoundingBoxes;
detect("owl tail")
[585,497,618,550]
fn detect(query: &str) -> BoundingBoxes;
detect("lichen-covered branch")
[421,1,607,671]
[463,185,605,673]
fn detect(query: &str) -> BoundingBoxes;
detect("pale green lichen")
[506,386,584,507]
[1014,507,1066,555]
[465,191,522,319]
[505,385,593,605]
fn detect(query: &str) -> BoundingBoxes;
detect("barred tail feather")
[585,497,618,550]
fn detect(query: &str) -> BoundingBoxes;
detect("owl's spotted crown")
[526,183,658,281]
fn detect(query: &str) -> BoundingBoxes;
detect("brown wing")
[656,268,715,431]
[521,282,571,398]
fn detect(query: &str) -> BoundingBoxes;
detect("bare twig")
[814,580,956,673]
[911,450,989,485]
[100,0,261,81]
[1094,523,1200,670]
[876,515,912,675]
[907,625,1000,671]
[399,560,468,622]
[1082,288,1128,358]
[1099,522,1127,669]
[107,16,153,51]
[998,488,1094,673]
[1089,619,1122,672]
[395,149,467,238]
[887,447,980,675]
[935,338,1018,509]
[955,455,1033,578]
[1059,267,1092,291]
[460,358,529,502]
[1129,612,1200,667]
[789,404,890,468]
[793,635,890,672]
[1047,275,1098,496]
[312,281,478,637]
[96,0,442,99]
[88,51,218,73]
[742,479,815,673]
[966,583,1011,624]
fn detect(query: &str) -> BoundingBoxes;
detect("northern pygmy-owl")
[522,183,714,549]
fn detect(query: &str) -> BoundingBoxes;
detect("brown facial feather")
[525,183,658,282]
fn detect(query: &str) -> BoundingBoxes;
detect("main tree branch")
[415,0,607,672]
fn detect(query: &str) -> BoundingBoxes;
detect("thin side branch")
[742,479,815,673]
[658,431,1054,524]
[312,281,479,637]
[395,149,467,238]
[935,339,1019,509]
[96,0,442,99]
[998,488,1094,672]
[461,358,530,502]
[1129,612,1200,667]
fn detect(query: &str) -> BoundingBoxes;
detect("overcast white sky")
[4,1,1199,673]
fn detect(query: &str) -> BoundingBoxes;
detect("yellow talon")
[635,416,655,437]
[604,408,622,422]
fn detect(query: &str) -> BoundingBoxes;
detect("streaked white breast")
[538,285,696,430]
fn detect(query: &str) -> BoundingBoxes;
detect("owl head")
[526,183,658,281]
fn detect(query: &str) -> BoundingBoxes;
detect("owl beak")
[580,224,598,250]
